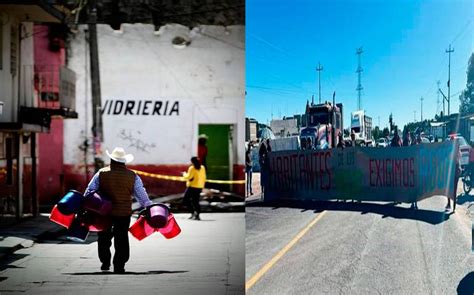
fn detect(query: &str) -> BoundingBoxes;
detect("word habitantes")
[101,100,179,116]
[369,158,415,188]
[269,151,332,192]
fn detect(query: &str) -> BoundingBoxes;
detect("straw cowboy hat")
[198,134,208,139]
[106,147,134,164]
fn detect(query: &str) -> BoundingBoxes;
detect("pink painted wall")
[34,25,66,205]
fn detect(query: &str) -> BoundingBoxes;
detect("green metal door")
[198,124,230,190]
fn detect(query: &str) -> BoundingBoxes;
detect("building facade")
[62,24,245,198]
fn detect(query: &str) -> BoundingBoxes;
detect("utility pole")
[356,47,363,110]
[88,0,104,171]
[420,97,424,121]
[316,62,323,104]
[378,116,380,128]
[446,44,454,116]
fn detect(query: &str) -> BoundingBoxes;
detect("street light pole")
[446,44,454,116]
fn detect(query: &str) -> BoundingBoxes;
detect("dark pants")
[183,187,202,216]
[246,166,253,195]
[98,216,131,269]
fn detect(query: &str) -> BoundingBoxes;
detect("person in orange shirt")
[182,157,207,220]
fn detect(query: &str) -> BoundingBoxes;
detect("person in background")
[246,142,254,197]
[390,129,402,147]
[182,157,207,220]
[447,136,460,212]
[403,130,411,147]
[346,130,357,147]
[259,140,270,195]
[307,137,313,150]
[198,134,208,169]
[84,147,153,274]
[337,132,345,149]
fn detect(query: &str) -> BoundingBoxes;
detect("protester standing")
[182,157,207,220]
[84,147,153,274]
[403,130,411,147]
[447,137,460,212]
[390,129,402,147]
[246,143,254,197]
[259,140,270,195]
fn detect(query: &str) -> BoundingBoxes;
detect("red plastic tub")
[129,216,155,241]
[158,214,181,239]
[49,205,75,228]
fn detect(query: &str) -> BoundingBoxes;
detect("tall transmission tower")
[436,80,441,115]
[420,97,424,121]
[356,47,364,110]
[316,62,324,104]
[446,44,454,116]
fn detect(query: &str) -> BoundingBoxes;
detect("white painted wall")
[0,14,15,122]
[65,24,244,166]
[0,15,35,122]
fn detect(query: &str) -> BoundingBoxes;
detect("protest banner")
[265,142,458,203]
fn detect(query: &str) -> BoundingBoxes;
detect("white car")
[376,138,388,147]
[446,135,471,167]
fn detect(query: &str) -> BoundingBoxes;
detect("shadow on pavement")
[248,200,452,225]
[457,272,474,295]
[0,253,29,271]
[64,270,189,275]
[457,193,474,205]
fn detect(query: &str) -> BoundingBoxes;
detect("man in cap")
[84,147,153,274]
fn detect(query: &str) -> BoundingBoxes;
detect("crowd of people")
[245,128,460,212]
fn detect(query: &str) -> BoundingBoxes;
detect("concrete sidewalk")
[0,214,65,260]
[0,213,245,294]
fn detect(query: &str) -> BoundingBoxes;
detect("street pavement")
[246,180,474,295]
[0,213,244,295]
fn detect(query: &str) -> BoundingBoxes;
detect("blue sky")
[246,0,474,129]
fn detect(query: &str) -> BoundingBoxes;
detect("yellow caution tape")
[132,169,245,185]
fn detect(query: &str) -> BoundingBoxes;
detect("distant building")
[270,117,299,138]
[0,2,75,222]
[429,121,446,139]
[245,118,258,142]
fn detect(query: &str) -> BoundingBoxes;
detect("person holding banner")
[259,140,271,196]
[246,143,254,197]
[390,129,402,147]
[446,136,460,212]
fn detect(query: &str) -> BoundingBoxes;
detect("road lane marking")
[245,211,327,291]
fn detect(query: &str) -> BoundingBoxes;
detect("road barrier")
[265,141,458,202]
[132,169,245,184]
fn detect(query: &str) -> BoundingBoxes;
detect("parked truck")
[299,96,343,149]
[350,110,373,146]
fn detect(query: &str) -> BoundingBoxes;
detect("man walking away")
[84,147,153,274]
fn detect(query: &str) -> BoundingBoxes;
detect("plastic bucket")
[129,216,155,241]
[83,192,112,215]
[49,205,75,228]
[57,190,83,215]
[146,204,169,228]
[158,214,181,239]
[80,211,112,232]
[66,219,89,242]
